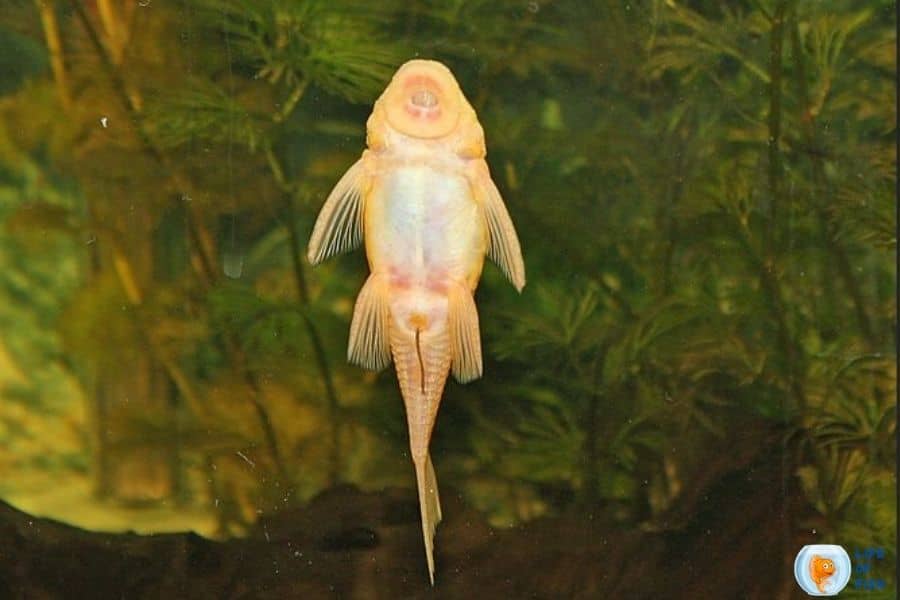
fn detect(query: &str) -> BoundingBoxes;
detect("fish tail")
[413,452,442,585]
[390,312,451,584]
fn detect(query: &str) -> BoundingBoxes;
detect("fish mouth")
[411,89,438,108]
[402,74,444,122]
[383,60,461,139]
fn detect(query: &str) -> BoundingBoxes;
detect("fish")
[809,554,836,593]
[306,58,525,584]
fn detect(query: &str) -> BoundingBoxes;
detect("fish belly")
[366,164,485,290]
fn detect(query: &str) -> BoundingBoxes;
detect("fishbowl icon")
[794,545,851,596]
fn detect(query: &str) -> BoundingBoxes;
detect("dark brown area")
[0,433,816,600]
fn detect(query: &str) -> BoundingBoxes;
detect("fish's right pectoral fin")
[307,155,370,265]
[348,274,391,371]
[448,285,482,383]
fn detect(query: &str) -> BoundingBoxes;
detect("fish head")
[812,557,836,576]
[368,59,485,156]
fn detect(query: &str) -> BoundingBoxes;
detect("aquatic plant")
[0,1,892,584]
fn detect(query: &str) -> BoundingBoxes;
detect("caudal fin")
[389,303,451,584]
[414,453,442,585]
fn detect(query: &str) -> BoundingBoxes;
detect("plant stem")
[68,0,219,282]
[222,337,291,485]
[285,191,342,486]
[108,241,207,415]
[657,137,686,298]
[273,80,309,123]
[760,1,805,409]
[96,0,126,64]
[582,347,607,508]
[69,1,290,485]
[767,9,805,597]
[264,140,342,485]
[766,1,785,251]
[36,0,71,108]
[92,380,112,498]
[789,19,876,347]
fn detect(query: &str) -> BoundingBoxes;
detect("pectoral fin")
[469,160,526,292]
[448,284,482,383]
[307,155,369,265]
[347,274,391,371]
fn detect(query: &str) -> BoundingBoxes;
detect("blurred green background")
[0,0,894,592]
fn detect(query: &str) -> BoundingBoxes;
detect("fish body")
[307,59,525,584]
[809,554,836,593]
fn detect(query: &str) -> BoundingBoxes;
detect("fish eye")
[411,89,438,108]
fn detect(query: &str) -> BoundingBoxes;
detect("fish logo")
[794,545,851,596]
[809,555,836,593]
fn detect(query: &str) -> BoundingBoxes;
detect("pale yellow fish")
[306,59,525,585]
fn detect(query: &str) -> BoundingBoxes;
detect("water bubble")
[223,250,243,278]
[99,116,109,128]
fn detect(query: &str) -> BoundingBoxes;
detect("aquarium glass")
[0,1,894,597]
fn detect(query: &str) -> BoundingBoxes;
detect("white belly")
[366,164,485,290]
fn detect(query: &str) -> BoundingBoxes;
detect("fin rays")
[449,285,482,383]
[307,157,367,265]
[469,160,526,292]
[414,453,442,585]
[347,275,391,370]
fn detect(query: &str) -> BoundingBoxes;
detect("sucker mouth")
[384,60,461,138]
[411,89,438,108]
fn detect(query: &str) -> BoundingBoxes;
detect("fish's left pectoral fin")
[307,155,370,265]
[468,161,526,292]
[448,285,482,383]
[348,274,391,371]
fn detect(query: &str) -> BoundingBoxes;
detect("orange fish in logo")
[809,555,836,593]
